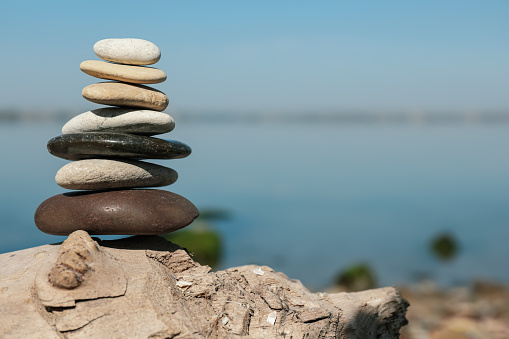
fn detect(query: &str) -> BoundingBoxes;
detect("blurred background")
[1,2,509,336]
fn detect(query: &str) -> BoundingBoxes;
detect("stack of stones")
[35,38,199,236]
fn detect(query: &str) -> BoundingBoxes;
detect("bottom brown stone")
[34,189,199,235]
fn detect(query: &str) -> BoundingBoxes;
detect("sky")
[1,1,508,114]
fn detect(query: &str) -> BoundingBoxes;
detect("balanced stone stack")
[35,38,199,235]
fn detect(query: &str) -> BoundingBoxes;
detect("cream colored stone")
[80,60,166,84]
[94,38,161,65]
[82,82,169,111]
[62,107,175,135]
[55,159,177,190]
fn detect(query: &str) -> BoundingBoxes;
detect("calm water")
[1,120,509,289]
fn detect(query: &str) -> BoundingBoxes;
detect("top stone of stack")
[94,38,161,65]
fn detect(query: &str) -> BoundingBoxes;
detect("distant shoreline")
[2,110,509,125]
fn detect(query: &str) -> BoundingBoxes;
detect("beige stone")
[62,107,175,135]
[55,159,177,190]
[82,82,169,111]
[94,38,161,65]
[80,60,167,84]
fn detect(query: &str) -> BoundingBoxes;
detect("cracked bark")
[0,231,408,338]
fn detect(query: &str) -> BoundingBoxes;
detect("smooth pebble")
[80,60,167,84]
[94,38,161,65]
[48,133,191,161]
[82,82,169,111]
[55,159,177,190]
[34,189,199,235]
[62,107,175,135]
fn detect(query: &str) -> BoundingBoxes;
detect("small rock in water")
[62,107,174,135]
[48,133,191,161]
[34,189,199,235]
[94,38,161,65]
[80,60,167,84]
[82,82,169,111]
[55,159,177,190]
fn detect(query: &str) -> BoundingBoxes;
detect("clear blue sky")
[1,1,508,114]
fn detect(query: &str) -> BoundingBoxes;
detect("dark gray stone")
[47,133,191,160]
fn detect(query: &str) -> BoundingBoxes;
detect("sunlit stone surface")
[82,82,169,111]
[35,189,199,235]
[93,38,161,65]
[55,159,178,190]
[48,133,191,161]
[80,60,167,84]
[62,108,175,136]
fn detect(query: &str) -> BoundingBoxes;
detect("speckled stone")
[94,38,161,65]
[55,159,177,190]
[82,82,168,111]
[62,107,174,136]
[34,189,199,235]
[80,60,167,84]
[48,133,191,161]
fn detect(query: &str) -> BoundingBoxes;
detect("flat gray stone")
[94,38,161,65]
[62,108,175,135]
[55,159,177,190]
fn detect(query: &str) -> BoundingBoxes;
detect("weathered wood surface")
[0,231,408,338]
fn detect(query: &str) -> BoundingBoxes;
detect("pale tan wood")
[0,231,408,338]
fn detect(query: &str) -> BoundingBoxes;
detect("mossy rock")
[197,208,230,221]
[430,233,458,261]
[163,228,222,269]
[334,263,377,291]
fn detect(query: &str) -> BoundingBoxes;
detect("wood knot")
[48,241,90,289]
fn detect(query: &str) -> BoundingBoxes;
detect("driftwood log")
[0,231,408,338]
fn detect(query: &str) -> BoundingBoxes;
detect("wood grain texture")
[0,231,408,338]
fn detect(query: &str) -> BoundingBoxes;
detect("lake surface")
[1,120,509,289]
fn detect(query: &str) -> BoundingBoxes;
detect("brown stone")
[34,189,199,235]
[80,60,167,84]
[82,82,169,111]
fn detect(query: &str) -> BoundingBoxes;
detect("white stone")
[55,159,177,190]
[94,38,161,65]
[62,108,175,136]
